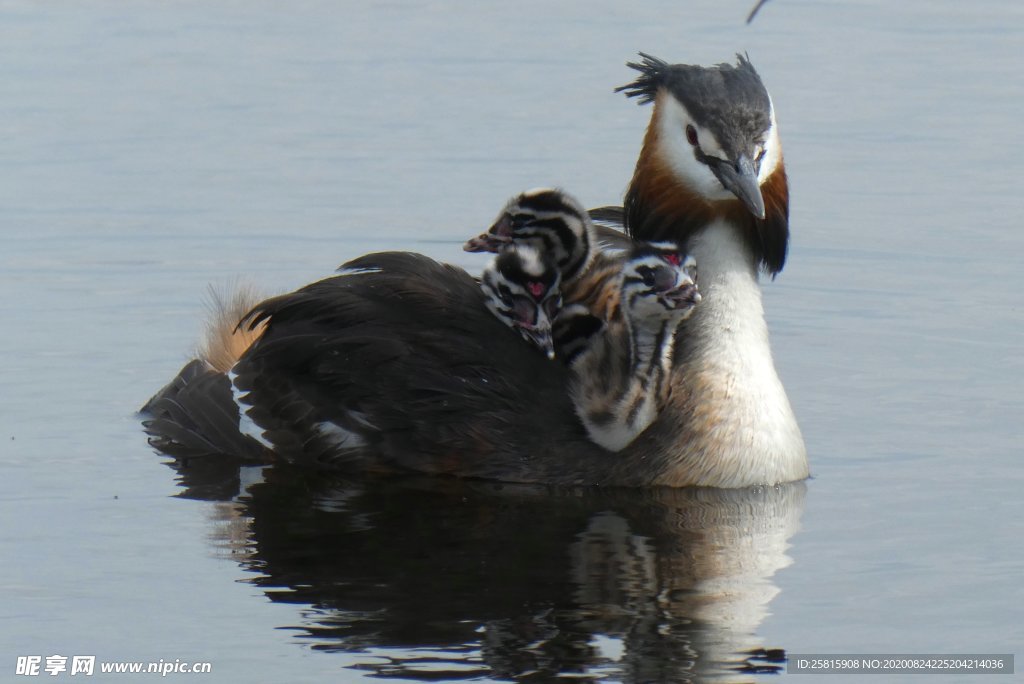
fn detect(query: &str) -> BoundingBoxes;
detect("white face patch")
[757,97,783,182]
[654,91,782,200]
[514,244,546,278]
[654,94,735,201]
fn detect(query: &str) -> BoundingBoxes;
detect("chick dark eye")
[653,266,677,291]
[510,214,533,230]
[641,270,656,287]
[512,296,537,325]
[685,125,698,146]
[544,295,562,318]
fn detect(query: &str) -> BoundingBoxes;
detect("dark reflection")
[172,459,804,682]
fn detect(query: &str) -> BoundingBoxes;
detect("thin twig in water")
[747,0,771,24]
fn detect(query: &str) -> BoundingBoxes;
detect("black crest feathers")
[614,53,669,104]
[615,53,766,110]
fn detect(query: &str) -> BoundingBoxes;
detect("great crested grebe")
[465,187,596,284]
[478,243,562,360]
[565,242,699,452]
[463,187,666,336]
[143,53,808,487]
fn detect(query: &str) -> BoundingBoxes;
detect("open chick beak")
[663,280,701,310]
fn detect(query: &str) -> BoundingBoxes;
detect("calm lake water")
[2,1,1021,682]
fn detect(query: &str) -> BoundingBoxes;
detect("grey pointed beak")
[712,154,765,220]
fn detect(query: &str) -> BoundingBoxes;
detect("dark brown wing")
[141,359,269,462]
[231,252,586,474]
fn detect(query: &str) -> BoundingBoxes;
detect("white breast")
[669,220,807,487]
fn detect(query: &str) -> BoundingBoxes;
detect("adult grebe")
[142,54,807,487]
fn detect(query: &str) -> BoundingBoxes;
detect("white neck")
[669,219,807,487]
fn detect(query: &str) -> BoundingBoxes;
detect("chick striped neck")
[569,275,688,453]
[622,299,676,408]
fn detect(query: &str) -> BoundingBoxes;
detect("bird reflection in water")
[175,460,804,682]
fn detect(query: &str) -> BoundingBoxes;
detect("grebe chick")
[479,244,562,359]
[568,242,699,451]
[464,188,595,284]
[464,187,634,323]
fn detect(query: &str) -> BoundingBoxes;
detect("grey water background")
[1,1,1021,682]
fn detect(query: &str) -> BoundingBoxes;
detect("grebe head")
[465,188,595,282]
[621,241,700,324]
[480,244,563,360]
[617,53,781,219]
[565,241,699,453]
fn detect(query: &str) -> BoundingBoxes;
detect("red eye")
[663,252,681,266]
[685,125,698,146]
[526,281,545,299]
